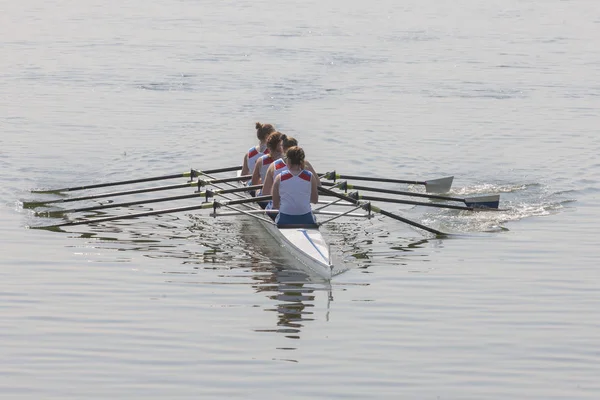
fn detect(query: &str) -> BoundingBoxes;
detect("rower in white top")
[241,122,276,176]
[272,146,319,226]
[251,131,285,194]
[261,134,320,197]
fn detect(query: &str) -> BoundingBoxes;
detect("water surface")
[1,0,599,398]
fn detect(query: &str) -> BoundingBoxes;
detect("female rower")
[260,135,320,196]
[272,146,318,226]
[241,122,276,176]
[251,131,284,188]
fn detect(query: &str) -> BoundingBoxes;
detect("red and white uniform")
[247,146,269,175]
[272,158,288,180]
[255,154,275,183]
[278,170,313,216]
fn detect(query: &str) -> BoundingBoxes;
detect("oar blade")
[31,189,69,195]
[464,195,500,209]
[425,176,454,193]
[23,200,50,209]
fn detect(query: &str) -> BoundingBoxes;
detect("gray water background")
[1,0,599,398]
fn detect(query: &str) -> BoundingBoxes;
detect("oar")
[318,186,446,236]
[35,196,272,229]
[24,181,202,209]
[38,185,263,217]
[337,193,498,212]
[24,174,252,209]
[322,181,500,209]
[31,165,243,194]
[323,171,453,193]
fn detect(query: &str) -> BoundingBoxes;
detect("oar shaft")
[52,204,208,227]
[33,182,199,205]
[51,185,263,215]
[329,173,424,185]
[373,207,444,235]
[32,165,243,193]
[35,172,190,193]
[322,172,453,193]
[25,174,253,209]
[47,193,204,215]
[356,194,474,211]
[195,165,243,176]
[44,195,272,228]
[323,182,465,202]
[202,175,251,185]
[318,186,445,236]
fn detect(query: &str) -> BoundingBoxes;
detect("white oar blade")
[425,176,453,193]
[464,195,500,209]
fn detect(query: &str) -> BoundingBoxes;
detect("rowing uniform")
[256,154,277,183]
[255,154,276,196]
[272,158,288,180]
[252,154,277,209]
[264,158,289,217]
[246,145,269,195]
[275,170,316,226]
[247,145,269,176]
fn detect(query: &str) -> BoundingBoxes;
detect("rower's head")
[285,146,305,169]
[281,134,298,152]
[266,131,284,154]
[255,122,276,142]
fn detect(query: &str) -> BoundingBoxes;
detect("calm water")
[2,0,599,398]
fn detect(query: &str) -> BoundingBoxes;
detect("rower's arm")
[262,163,275,195]
[305,160,321,186]
[310,174,319,204]
[272,176,281,210]
[251,159,261,186]
[241,153,249,176]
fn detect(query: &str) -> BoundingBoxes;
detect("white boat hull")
[221,173,334,280]
[257,218,333,280]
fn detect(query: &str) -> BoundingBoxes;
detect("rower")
[272,146,319,226]
[241,122,276,176]
[260,134,320,196]
[251,131,284,189]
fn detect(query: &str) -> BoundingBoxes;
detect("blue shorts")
[275,212,316,226]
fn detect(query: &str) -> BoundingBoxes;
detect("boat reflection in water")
[252,267,333,340]
[238,220,333,341]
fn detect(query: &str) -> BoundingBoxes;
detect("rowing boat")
[202,172,377,280]
[206,173,335,280]
[30,165,503,280]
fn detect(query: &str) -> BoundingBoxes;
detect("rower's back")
[242,122,275,176]
[273,146,318,226]
[278,170,313,217]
